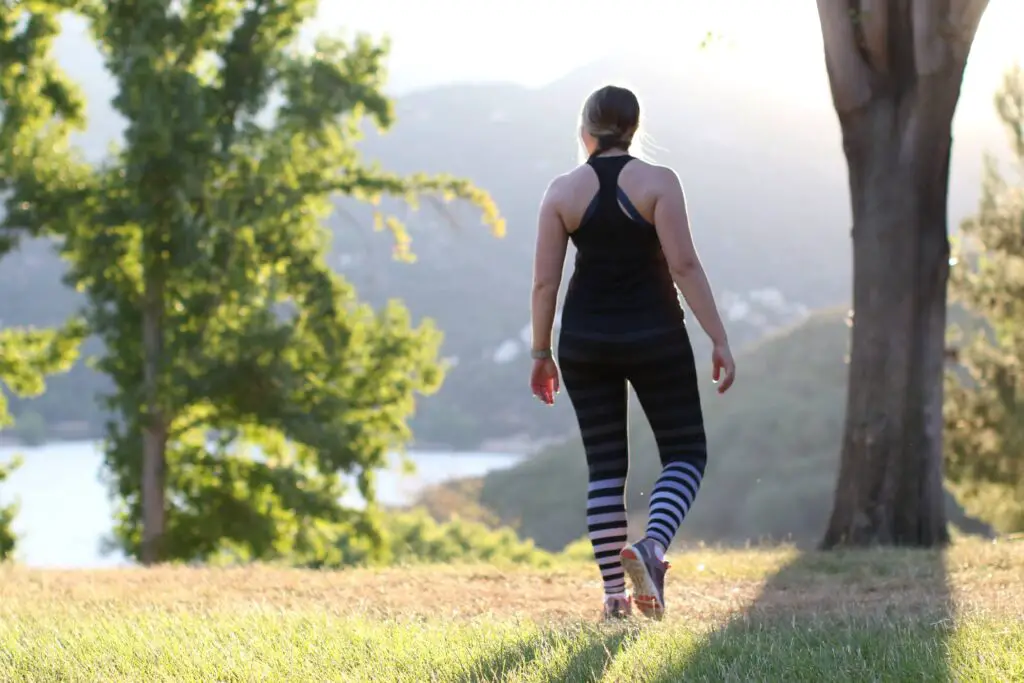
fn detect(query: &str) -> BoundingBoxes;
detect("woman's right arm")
[652,167,729,348]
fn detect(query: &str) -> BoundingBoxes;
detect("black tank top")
[561,155,684,335]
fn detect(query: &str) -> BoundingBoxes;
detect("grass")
[0,539,1021,681]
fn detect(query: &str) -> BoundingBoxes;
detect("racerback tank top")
[560,154,684,336]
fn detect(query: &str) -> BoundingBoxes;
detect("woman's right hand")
[711,342,736,394]
[530,357,560,405]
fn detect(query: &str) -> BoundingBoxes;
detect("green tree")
[1,5,87,553]
[0,0,502,565]
[945,64,1024,534]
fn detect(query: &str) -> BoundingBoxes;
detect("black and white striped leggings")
[558,326,707,596]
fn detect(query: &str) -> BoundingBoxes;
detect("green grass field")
[1,539,1021,682]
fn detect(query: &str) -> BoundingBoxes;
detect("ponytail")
[588,132,632,160]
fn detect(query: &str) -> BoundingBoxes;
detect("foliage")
[945,65,1024,533]
[0,324,84,430]
[0,0,502,563]
[0,454,20,561]
[331,508,559,568]
[202,507,565,568]
[561,535,597,563]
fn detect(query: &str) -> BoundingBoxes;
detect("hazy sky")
[318,0,1024,119]
[49,0,1024,144]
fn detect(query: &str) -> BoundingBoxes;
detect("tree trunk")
[140,281,167,565]
[821,76,962,548]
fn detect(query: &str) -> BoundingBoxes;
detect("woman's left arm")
[530,178,569,354]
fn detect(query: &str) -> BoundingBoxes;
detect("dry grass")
[0,538,1021,681]
[3,539,1019,622]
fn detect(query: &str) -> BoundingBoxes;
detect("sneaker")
[620,539,669,620]
[602,594,632,621]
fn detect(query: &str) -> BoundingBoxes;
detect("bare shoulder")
[635,160,681,190]
[543,165,596,208]
[542,169,578,199]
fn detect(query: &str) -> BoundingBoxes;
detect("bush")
[561,536,596,563]
[335,508,567,568]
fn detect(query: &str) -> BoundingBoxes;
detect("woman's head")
[579,85,641,158]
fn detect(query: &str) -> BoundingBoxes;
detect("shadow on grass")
[464,623,635,682]
[462,638,544,682]
[557,626,635,682]
[649,546,954,682]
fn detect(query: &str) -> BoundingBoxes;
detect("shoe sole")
[602,609,631,621]
[620,544,664,620]
[602,596,632,621]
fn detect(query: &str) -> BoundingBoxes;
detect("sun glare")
[316,0,1023,103]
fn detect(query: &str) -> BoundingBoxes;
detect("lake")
[0,440,523,568]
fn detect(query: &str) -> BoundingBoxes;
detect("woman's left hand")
[530,358,560,405]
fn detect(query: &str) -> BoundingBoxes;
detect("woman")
[529,85,735,621]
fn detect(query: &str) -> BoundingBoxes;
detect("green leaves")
[945,66,1024,533]
[0,453,21,561]
[0,319,83,566]
[0,319,85,428]
[1,0,503,563]
[0,5,89,556]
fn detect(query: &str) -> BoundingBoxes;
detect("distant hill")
[465,308,851,549]
[0,43,994,448]
[424,309,991,549]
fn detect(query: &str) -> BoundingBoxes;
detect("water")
[0,440,522,568]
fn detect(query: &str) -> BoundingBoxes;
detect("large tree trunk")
[822,92,954,547]
[140,281,167,565]
[816,0,989,547]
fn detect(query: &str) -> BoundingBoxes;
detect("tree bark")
[821,77,962,548]
[140,279,167,565]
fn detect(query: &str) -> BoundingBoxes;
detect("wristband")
[530,348,553,360]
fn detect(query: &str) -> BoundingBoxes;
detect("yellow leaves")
[466,187,506,239]
[0,453,21,483]
[350,170,506,255]
[0,321,84,426]
[0,393,10,429]
[370,212,414,262]
[271,258,289,277]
